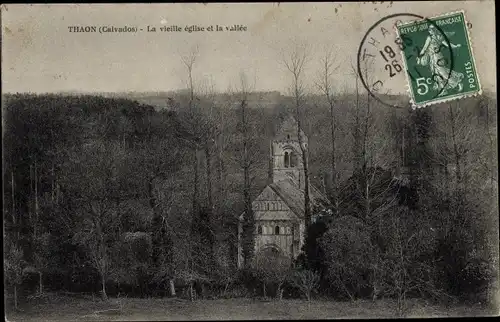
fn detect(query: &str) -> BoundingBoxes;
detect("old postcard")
[2,2,498,320]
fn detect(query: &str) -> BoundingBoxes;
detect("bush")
[460,257,496,303]
[288,269,320,301]
[218,284,251,299]
[319,216,374,300]
[236,267,261,296]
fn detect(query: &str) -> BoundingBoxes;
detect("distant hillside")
[58,90,412,111]
[7,89,494,112]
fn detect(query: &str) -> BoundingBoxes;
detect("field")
[6,294,496,321]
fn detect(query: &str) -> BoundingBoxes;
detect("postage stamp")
[396,10,481,107]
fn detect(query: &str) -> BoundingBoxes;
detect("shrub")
[288,269,320,301]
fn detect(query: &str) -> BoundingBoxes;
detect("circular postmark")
[357,13,456,108]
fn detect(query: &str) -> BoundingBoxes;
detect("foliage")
[254,250,292,299]
[320,215,374,300]
[5,240,27,287]
[2,90,496,310]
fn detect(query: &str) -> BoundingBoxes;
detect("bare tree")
[289,269,320,302]
[73,200,117,301]
[179,45,202,217]
[234,72,257,268]
[280,41,312,231]
[197,78,220,212]
[4,236,26,310]
[178,46,219,281]
[71,141,126,301]
[316,46,341,215]
[147,155,182,297]
[26,160,52,296]
[349,60,362,174]
[254,251,291,300]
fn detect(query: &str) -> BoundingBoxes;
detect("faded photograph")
[2,2,498,320]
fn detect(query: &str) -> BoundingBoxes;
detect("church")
[237,116,329,268]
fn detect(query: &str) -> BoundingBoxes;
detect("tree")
[150,192,176,296]
[289,269,320,302]
[4,237,27,310]
[139,143,184,297]
[28,161,52,296]
[177,46,220,280]
[428,101,497,304]
[316,46,341,214]
[179,45,203,219]
[320,215,373,300]
[70,142,126,301]
[254,250,291,300]
[31,232,51,295]
[233,72,259,268]
[280,41,312,233]
[349,60,363,174]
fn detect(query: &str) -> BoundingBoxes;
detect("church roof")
[239,178,329,221]
[268,178,328,218]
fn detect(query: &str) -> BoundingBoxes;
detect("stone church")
[237,116,328,268]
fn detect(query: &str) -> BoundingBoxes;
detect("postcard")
[2,2,497,320]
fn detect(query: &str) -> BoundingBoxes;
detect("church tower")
[269,116,308,190]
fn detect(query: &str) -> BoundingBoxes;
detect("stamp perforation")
[395,9,482,109]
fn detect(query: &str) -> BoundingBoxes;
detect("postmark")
[396,10,481,107]
[357,13,442,109]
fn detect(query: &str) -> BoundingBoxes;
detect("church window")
[258,226,262,234]
[275,225,280,235]
[284,152,290,168]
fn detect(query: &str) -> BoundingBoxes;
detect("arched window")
[275,225,280,235]
[290,151,298,168]
[284,152,290,168]
[266,203,269,211]
[258,226,263,234]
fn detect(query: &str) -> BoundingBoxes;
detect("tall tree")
[179,45,202,218]
[316,46,341,215]
[235,72,257,268]
[280,42,312,231]
[70,141,126,300]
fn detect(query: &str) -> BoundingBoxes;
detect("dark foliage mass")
[3,92,498,314]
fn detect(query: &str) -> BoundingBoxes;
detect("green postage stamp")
[396,11,481,107]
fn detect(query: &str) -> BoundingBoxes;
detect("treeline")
[2,91,280,306]
[3,88,498,314]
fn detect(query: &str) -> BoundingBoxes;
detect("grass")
[5,293,496,321]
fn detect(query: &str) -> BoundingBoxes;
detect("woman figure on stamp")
[417,24,464,96]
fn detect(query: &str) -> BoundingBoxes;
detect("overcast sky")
[2,2,496,94]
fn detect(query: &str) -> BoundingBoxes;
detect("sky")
[1,2,496,94]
